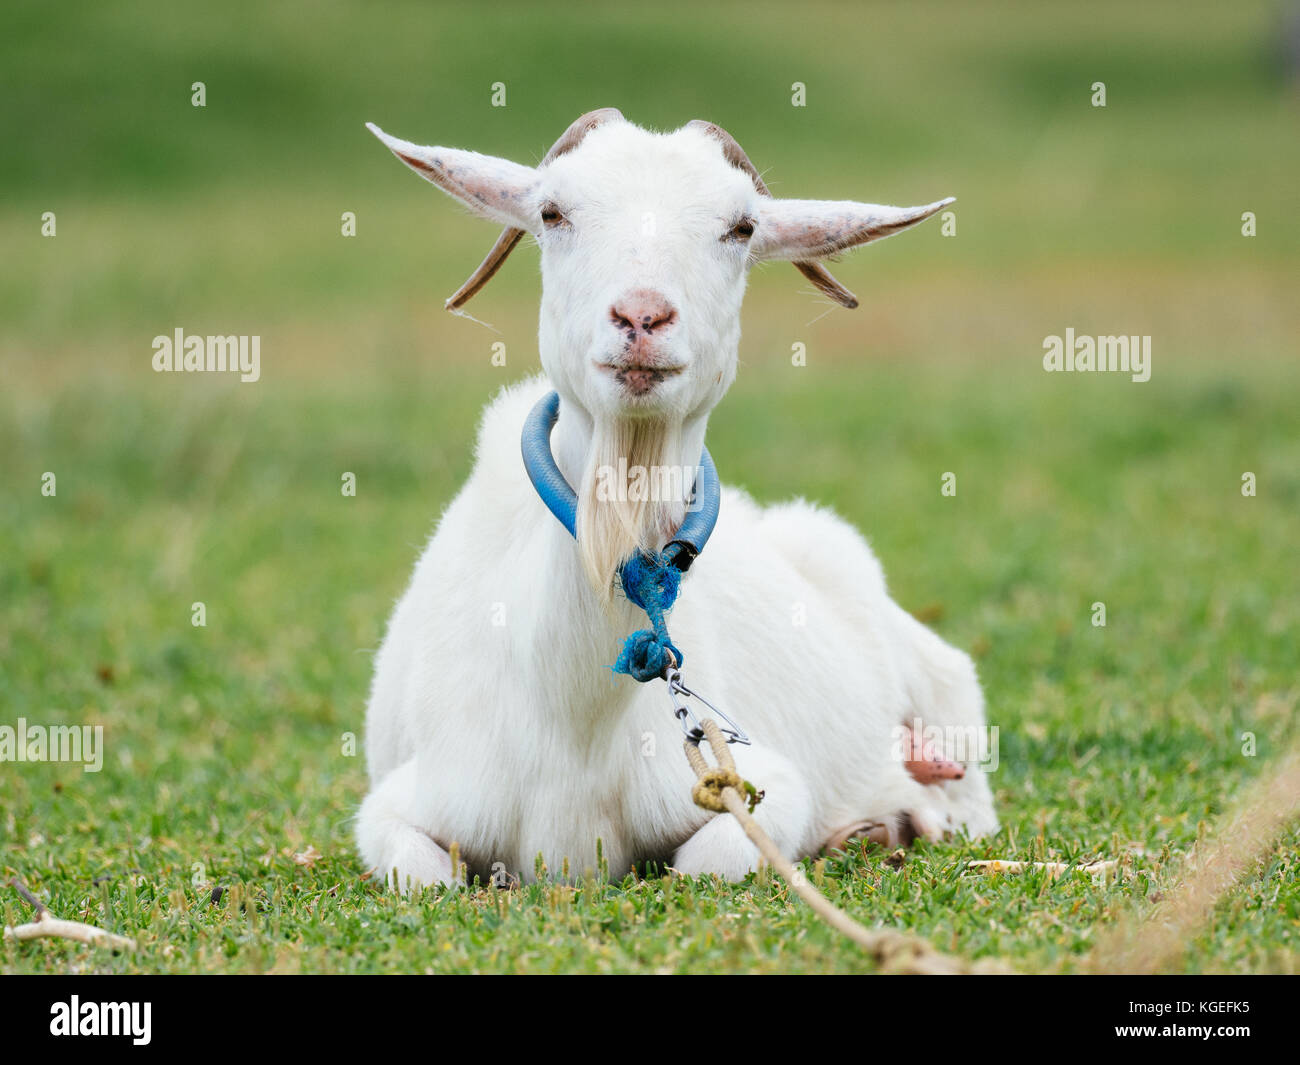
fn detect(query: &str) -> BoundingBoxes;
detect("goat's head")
[369,111,951,590]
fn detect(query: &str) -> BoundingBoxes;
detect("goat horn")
[687,119,859,310]
[445,107,626,311]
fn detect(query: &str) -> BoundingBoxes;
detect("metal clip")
[662,667,751,746]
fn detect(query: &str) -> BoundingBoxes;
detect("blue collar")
[520,390,720,573]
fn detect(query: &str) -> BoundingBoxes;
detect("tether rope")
[683,719,995,975]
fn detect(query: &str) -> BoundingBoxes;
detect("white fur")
[358,117,997,889]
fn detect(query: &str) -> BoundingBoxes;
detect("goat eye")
[725,217,755,242]
[540,204,566,227]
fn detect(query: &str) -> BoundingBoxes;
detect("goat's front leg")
[356,758,462,893]
[671,744,813,881]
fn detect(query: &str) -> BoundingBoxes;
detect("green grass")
[2,0,1298,973]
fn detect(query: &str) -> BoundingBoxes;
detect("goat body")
[357,113,997,888]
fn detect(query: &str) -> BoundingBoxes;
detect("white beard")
[575,416,688,599]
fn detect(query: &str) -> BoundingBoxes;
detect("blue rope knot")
[619,550,680,612]
[614,551,684,682]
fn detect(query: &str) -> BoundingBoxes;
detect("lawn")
[2,0,1297,974]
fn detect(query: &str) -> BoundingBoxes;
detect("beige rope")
[1084,743,1300,974]
[684,719,994,974]
[685,721,1300,975]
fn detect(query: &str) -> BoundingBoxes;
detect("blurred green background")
[2,0,1297,973]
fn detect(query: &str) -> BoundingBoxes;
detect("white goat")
[358,110,998,890]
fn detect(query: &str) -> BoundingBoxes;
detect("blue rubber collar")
[520,389,720,572]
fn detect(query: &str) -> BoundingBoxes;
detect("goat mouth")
[596,361,685,396]
[597,360,685,373]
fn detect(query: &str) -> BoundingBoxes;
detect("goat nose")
[610,290,677,336]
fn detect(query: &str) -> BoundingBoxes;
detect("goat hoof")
[823,813,926,854]
[824,819,891,852]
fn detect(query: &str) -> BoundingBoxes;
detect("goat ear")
[751,197,953,262]
[367,123,539,231]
